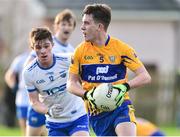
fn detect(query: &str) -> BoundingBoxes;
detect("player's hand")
[83,87,96,109]
[47,104,63,118]
[113,83,130,106]
[87,100,102,116]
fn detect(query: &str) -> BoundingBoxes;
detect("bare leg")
[115,122,136,136]
[26,125,47,136]
[18,118,26,136]
[71,131,89,136]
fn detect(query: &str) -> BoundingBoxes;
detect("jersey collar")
[36,54,56,70]
[91,35,110,46]
[105,35,110,46]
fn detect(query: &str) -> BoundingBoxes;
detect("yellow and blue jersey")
[69,36,143,135]
[69,35,143,101]
[136,118,165,136]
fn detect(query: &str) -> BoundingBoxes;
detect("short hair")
[83,3,111,31]
[29,27,53,49]
[54,9,76,28]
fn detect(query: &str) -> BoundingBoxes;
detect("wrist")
[123,83,130,91]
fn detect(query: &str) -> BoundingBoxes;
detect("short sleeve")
[122,46,143,71]
[69,45,82,75]
[22,68,37,92]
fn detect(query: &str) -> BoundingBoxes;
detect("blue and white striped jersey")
[23,54,86,123]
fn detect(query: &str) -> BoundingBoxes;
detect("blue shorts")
[89,100,136,136]
[151,131,165,136]
[46,114,89,136]
[27,107,46,127]
[16,106,28,119]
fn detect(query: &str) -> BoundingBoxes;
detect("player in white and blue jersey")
[25,9,77,136]
[5,51,30,136]
[23,27,89,136]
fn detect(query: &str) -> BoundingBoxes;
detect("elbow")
[4,72,14,88]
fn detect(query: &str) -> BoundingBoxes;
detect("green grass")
[0,125,180,136]
[161,126,180,136]
[0,125,21,136]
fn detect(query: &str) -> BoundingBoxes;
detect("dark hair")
[29,27,53,48]
[54,9,76,28]
[83,3,111,31]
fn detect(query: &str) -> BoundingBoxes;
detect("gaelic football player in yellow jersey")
[67,3,151,136]
[136,117,165,136]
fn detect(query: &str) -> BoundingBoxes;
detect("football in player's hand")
[93,83,119,111]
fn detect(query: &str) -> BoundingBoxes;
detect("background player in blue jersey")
[67,3,151,136]
[23,27,89,136]
[4,51,30,136]
[25,9,77,136]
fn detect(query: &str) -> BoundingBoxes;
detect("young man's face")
[55,19,75,41]
[33,38,53,67]
[81,14,99,42]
